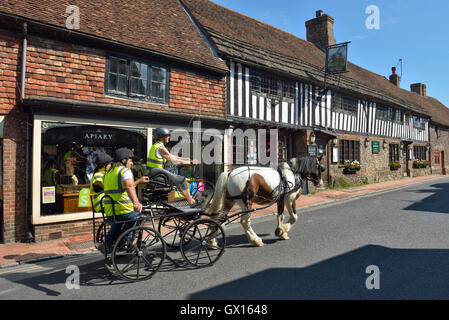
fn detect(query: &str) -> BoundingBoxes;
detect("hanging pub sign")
[326,42,350,74]
[307,145,318,157]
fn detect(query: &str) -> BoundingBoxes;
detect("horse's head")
[288,155,325,187]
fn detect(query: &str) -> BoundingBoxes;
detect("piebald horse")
[206,155,325,247]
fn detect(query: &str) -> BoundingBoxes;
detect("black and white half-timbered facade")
[184,1,436,185]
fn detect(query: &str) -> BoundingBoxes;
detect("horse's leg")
[275,199,289,240]
[208,200,233,249]
[282,191,301,233]
[239,200,264,247]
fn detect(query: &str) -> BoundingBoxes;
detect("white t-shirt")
[122,169,134,182]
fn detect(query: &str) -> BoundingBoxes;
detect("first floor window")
[339,140,360,164]
[106,55,169,104]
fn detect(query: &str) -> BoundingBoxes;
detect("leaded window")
[332,92,358,115]
[339,140,360,164]
[106,55,169,104]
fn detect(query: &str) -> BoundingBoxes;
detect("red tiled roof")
[183,0,434,116]
[0,0,227,72]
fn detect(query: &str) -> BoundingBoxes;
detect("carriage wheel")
[157,216,191,249]
[191,181,215,210]
[112,226,166,282]
[180,218,225,268]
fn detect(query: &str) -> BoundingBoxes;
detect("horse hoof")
[275,228,283,237]
[279,233,289,240]
[252,240,264,247]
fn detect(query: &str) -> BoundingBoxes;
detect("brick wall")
[429,125,449,175]
[0,29,30,243]
[25,35,226,119]
[0,31,226,243]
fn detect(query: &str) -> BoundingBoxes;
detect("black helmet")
[96,152,113,167]
[114,147,135,162]
[154,127,170,141]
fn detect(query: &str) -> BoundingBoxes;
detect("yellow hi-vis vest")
[90,171,105,213]
[103,166,134,216]
[147,141,166,169]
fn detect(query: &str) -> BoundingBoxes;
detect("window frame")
[105,53,170,104]
[376,104,394,121]
[332,92,358,116]
[389,144,400,162]
[413,146,427,160]
[339,139,360,165]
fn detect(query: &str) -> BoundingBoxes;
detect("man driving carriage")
[147,127,202,207]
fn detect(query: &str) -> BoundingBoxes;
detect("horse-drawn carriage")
[92,155,325,282]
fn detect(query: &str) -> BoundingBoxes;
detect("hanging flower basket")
[344,160,360,174]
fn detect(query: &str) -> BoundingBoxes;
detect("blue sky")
[211,0,449,108]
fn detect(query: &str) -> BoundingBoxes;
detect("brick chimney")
[389,67,400,87]
[410,83,426,97]
[305,10,336,51]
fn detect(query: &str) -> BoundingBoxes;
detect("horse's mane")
[291,155,317,174]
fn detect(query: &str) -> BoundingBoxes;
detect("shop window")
[40,123,147,216]
[339,140,360,164]
[106,55,169,104]
[413,146,427,160]
[332,92,358,116]
[389,144,400,162]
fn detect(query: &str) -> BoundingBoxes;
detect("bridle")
[287,157,324,187]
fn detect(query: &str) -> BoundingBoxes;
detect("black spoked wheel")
[158,216,191,249]
[191,181,215,210]
[180,218,225,268]
[112,226,166,282]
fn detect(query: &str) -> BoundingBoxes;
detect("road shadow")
[403,182,449,214]
[189,245,449,300]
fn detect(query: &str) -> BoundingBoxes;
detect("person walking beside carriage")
[89,152,113,213]
[100,147,149,252]
[147,127,201,207]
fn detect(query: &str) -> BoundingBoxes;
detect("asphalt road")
[1,177,449,300]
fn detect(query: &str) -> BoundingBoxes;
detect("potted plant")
[422,160,430,168]
[344,160,361,173]
[390,161,401,170]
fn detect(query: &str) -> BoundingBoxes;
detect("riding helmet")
[154,127,171,141]
[95,152,113,167]
[114,147,135,162]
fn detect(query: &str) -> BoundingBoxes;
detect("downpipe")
[21,22,34,242]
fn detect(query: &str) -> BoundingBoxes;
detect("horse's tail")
[206,170,229,214]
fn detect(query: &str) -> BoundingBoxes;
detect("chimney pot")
[316,10,323,17]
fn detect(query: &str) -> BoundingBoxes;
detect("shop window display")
[40,122,147,215]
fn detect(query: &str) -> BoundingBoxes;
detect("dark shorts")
[148,168,189,191]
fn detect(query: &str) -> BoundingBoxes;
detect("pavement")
[0,174,445,269]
